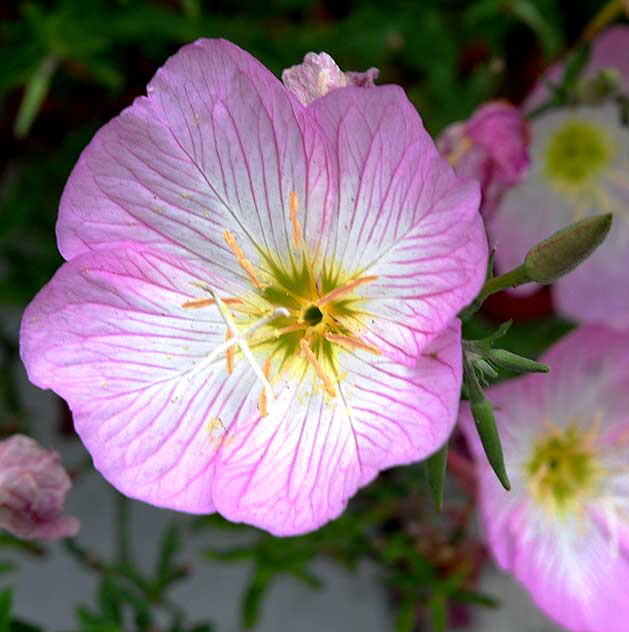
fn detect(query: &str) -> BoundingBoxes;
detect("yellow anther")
[226,330,234,374]
[324,333,381,355]
[223,230,265,289]
[258,356,273,417]
[181,297,243,309]
[299,338,337,398]
[318,275,378,306]
[289,191,303,250]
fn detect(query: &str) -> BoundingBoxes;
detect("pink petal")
[20,245,264,513]
[57,39,332,290]
[309,86,487,364]
[212,320,463,535]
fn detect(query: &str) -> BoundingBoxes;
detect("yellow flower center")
[543,119,616,193]
[526,422,603,518]
[183,192,380,415]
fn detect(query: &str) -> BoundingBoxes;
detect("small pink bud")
[438,101,530,217]
[0,434,79,540]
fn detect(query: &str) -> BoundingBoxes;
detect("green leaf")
[428,593,447,632]
[242,573,270,629]
[394,600,416,632]
[0,589,12,632]
[507,0,562,57]
[156,524,182,588]
[13,55,58,138]
[425,442,448,511]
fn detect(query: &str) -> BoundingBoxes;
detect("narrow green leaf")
[14,55,58,139]
[394,600,416,632]
[242,575,269,630]
[157,524,181,585]
[425,442,448,511]
[508,0,562,56]
[429,593,447,632]
[0,589,12,632]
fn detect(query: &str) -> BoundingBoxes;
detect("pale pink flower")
[438,101,530,218]
[460,326,629,632]
[489,27,629,327]
[282,51,378,105]
[20,39,487,535]
[0,434,79,539]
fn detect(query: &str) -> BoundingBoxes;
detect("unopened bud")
[524,213,612,284]
[575,68,623,105]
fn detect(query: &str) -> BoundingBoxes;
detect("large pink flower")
[460,326,629,632]
[20,39,487,535]
[489,26,629,327]
[0,434,79,540]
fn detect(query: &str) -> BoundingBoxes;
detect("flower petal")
[20,245,264,512]
[309,87,487,363]
[57,38,331,295]
[212,320,462,535]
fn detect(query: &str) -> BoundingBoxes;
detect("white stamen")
[208,287,286,407]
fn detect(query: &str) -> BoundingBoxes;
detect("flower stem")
[459,264,529,320]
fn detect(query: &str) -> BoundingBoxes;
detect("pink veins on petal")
[20,39,487,535]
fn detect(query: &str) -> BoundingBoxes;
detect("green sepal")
[488,349,550,374]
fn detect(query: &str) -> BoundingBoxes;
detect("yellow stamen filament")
[299,338,336,398]
[182,297,243,309]
[318,275,378,306]
[258,356,273,417]
[226,330,234,374]
[324,333,381,355]
[223,230,265,288]
[289,191,303,250]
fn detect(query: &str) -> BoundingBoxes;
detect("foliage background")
[0,1,614,630]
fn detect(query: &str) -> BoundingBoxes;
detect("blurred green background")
[0,1,618,631]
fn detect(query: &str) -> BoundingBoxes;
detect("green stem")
[459,264,530,320]
[116,493,131,568]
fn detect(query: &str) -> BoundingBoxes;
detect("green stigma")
[544,119,616,191]
[526,424,602,515]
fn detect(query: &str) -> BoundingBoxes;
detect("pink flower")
[282,51,379,105]
[438,101,530,218]
[20,39,487,535]
[0,434,79,540]
[489,27,629,327]
[460,326,629,632]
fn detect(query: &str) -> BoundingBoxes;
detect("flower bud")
[0,434,79,539]
[524,213,612,284]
